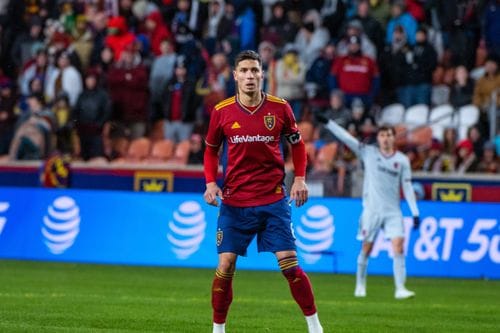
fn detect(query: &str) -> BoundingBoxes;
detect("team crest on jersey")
[264,115,275,130]
[394,162,399,169]
[216,230,223,246]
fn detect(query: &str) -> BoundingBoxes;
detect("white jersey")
[325,121,419,217]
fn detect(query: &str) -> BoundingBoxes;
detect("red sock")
[279,256,317,316]
[212,269,234,324]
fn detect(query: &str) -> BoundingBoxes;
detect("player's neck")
[379,147,395,156]
[238,91,263,107]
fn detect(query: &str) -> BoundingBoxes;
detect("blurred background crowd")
[0,0,499,195]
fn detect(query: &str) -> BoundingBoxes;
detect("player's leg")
[257,198,323,333]
[392,237,415,299]
[355,241,373,297]
[212,204,257,332]
[212,253,237,333]
[276,250,323,333]
[384,215,415,299]
[355,210,380,297]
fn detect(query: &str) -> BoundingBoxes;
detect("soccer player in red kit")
[203,50,323,333]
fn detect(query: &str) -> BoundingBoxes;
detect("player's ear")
[232,69,237,81]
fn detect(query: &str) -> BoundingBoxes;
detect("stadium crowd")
[0,0,499,187]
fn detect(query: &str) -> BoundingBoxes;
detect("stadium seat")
[457,104,480,140]
[429,104,455,141]
[378,103,405,125]
[170,140,190,165]
[126,137,152,163]
[404,104,429,130]
[146,139,175,163]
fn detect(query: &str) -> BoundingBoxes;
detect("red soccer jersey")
[205,93,300,207]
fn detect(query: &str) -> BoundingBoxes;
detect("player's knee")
[217,259,236,274]
[392,238,404,254]
[362,242,374,255]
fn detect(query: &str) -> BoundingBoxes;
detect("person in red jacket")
[105,16,136,61]
[329,35,380,109]
[144,11,172,56]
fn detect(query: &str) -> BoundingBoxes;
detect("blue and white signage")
[0,187,498,279]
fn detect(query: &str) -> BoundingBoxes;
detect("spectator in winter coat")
[385,0,417,46]
[73,70,112,160]
[449,65,475,108]
[8,93,55,161]
[0,79,17,155]
[162,60,200,142]
[149,39,177,122]
[144,11,172,57]
[473,55,500,111]
[107,47,149,139]
[482,0,500,58]
[275,44,306,120]
[45,51,83,107]
[329,35,380,108]
[393,27,437,107]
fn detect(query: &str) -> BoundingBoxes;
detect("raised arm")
[316,113,362,155]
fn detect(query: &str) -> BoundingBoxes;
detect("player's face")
[233,59,263,95]
[377,129,395,151]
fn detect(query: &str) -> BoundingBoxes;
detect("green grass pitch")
[0,259,499,332]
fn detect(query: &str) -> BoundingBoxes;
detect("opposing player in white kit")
[316,115,420,299]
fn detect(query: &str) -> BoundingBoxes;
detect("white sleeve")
[324,120,362,156]
[401,158,419,217]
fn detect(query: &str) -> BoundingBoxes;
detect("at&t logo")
[295,205,335,264]
[42,196,81,254]
[167,201,206,259]
[0,202,9,235]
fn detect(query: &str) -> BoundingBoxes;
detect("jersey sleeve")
[401,156,420,217]
[324,119,362,156]
[205,108,224,148]
[282,102,301,145]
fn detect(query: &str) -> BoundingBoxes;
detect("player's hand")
[314,111,329,124]
[413,216,420,230]
[204,182,223,207]
[289,177,308,207]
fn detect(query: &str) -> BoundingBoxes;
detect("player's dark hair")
[234,50,262,68]
[377,124,396,135]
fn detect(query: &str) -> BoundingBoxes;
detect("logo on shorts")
[216,229,223,246]
[264,115,275,130]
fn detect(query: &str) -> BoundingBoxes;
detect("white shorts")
[356,210,404,242]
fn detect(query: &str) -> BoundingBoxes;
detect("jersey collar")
[236,91,266,115]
